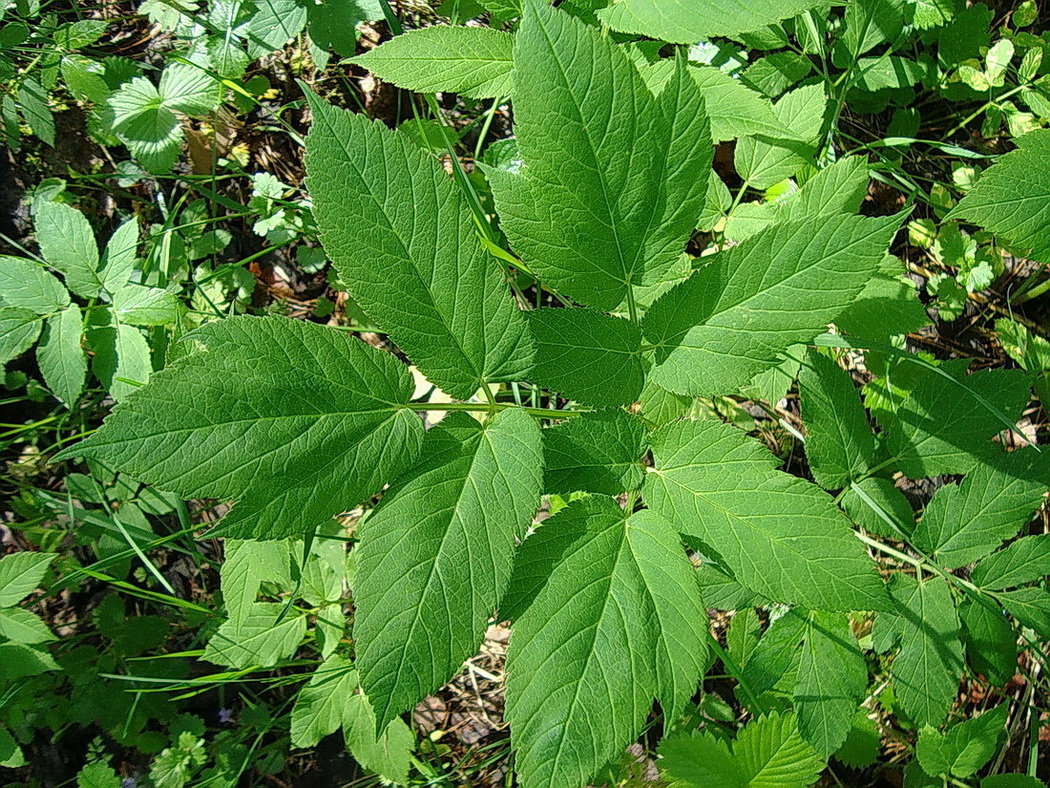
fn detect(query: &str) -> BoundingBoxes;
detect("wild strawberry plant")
[48,0,1050,786]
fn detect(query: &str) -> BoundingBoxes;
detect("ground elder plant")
[47,0,1050,785]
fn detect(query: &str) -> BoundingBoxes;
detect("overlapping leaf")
[355,409,542,730]
[644,213,901,396]
[56,316,425,539]
[542,410,646,496]
[489,0,712,310]
[353,26,514,98]
[645,418,887,611]
[598,0,829,43]
[305,94,533,399]
[506,498,708,788]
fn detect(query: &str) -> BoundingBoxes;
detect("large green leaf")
[644,213,900,396]
[949,129,1050,263]
[489,0,712,310]
[798,349,877,489]
[912,455,1047,568]
[598,0,828,43]
[56,316,425,539]
[506,498,708,788]
[304,95,532,399]
[542,410,646,496]
[353,26,513,99]
[659,712,826,787]
[355,409,542,730]
[0,256,70,314]
[245,0,307,58]
[526,308,644,406]
[876,575,964,728]
[645,418,887,612]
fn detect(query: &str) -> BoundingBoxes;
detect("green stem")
[408,401,583,419]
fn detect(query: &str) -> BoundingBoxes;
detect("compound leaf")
[353,26,514,99]
[527,308,644,407]
[506,498,708,788]
[644,213,901,396]
[645,418,887,612]
[355,409,542,730]
[56,316,425,539]
[305,94,533,399]
[489,0,711,310]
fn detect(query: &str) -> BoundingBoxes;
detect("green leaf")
[660,712,826,787]
[356,409,541,729]
[506,498,708,788]
[644,213,901,397]
[912,456,1047,569]
[158,62,219,115]
[307,0,383,57]
[37,304,86,406]
[640,61,791,144]
[798,350,877,489]
[645,418,887,612]
[0,552,55,606]
[876,574,963,728]
[221,538,294,621]
[108,76,182,173]
[734,85,827,190]
[0,642,60,680]
[0,306,42,366]
[75,761,122,788]
[202,602,306,668]
[0,256,70,314]
[17,77,54,146]
[997,587,1050,637]
[949,129,1050,263]
[100,217,140,294]
[56,316,425,539]
[527,308,644,407]
[795,611,868,756]
[982,776,1046,788]
[874,361,1033,477]
[840,476,915,539]
[0,607,55,644]
[834,258,929,342]
[542,410,645,496]
[916,704,1008,778]
[112,284,180,325]
[489,0,712,311]
[972,534,1050,590]
[245,0,307,58]
[0,726,26,769]
[353,26,513,99]
[959,598,1017,685]
[34,200,102,298]
[598,0,828,43]
[290,654,361,748]
[342,691,414,784]
[741,52,813,98]
[304,94,533,399]
[108,322,153,400]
